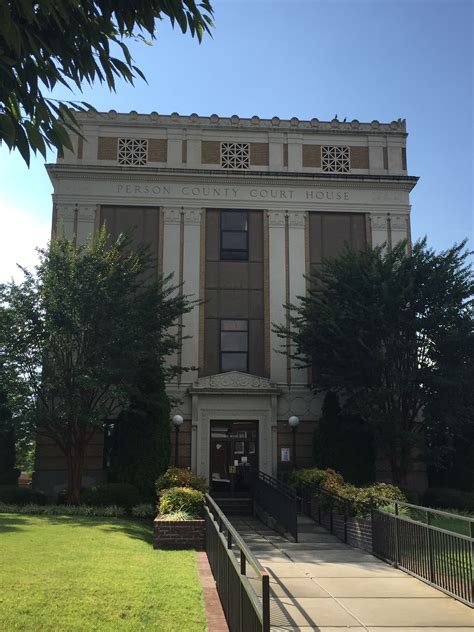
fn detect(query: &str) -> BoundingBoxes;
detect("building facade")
[37,111,418,495]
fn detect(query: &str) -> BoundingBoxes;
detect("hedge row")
[0,502,156,518]
[423,487,474,514]
[288,468,406,516]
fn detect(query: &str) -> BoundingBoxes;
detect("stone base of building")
[153,517,206,550]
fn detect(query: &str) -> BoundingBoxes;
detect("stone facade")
[37,111,419,495]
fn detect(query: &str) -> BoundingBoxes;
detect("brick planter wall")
[309,498,373,553]
[153,517,205,550]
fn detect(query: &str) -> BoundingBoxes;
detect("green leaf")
[0,114,16,147]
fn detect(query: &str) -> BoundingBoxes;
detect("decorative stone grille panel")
[118,138,148,165]
[221,142,250,170]
[321,146,351,173]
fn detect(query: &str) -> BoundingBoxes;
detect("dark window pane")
[221,211,248,231]
[221,352,247,372]
[221,331,248,351]
[221,320,248,331]
[221,231,247,251]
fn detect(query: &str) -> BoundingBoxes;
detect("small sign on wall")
[281,447,291,462]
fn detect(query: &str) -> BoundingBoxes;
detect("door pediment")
[189,371,279,395]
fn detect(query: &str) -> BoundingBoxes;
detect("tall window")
[220,320,248,372]
[220,210,248,260]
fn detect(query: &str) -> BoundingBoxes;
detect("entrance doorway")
[210,421,258,494]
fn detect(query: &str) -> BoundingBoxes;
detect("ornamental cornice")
[46,164,418,192]
[75,110,408,136]
[189,371,280,395]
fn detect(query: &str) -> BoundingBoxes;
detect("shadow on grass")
[26,515,155,545]
[0,514,31,533]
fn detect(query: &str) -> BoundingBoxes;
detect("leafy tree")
[425,313,474,491]
[0,1,213,164]
[109,359,171,500]
[313,391,375,485]
[0,379,20,484]
[278,239,473,487]
[0,229,193,502]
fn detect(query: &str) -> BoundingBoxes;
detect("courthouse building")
[37,110,418,495]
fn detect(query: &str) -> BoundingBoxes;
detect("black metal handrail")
[204,493,270,632]
[371,499,473,607]
[375,496,474,527]
[309,489,474,607]
[253,470,298,542]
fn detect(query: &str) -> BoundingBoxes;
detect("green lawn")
[0,514,207,632]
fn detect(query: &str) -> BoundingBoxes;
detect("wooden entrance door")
[210,421,258,494]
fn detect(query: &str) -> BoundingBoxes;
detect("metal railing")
[253,470,298,542]
[309,489,474,607]
[204,494,270,632]
[310,489,368,543]
[372,498,474,607]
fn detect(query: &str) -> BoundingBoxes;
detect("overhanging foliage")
[0,0,213,163]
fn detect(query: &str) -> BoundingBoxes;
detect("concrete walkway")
[229,514,474,632]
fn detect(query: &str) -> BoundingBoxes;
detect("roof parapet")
[76,110,407,135]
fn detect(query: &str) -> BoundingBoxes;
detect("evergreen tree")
[278,239,473,487]
[110,361,171,500]
[313,391,375,485]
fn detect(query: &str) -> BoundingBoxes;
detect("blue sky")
[0,0,472,280]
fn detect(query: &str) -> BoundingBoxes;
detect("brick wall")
[350,146,369,169]
[309,498,373,553]
[302,145,321,167]
[148,139,167,162]
[277,419,316,473]
[169,420,192,469]
[97,137,118,160]
[153,518,205,550]
[250,143,269,166]
[201,141,220,164]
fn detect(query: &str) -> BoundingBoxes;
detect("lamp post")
[288,415,300,470]
[172,414,184,467]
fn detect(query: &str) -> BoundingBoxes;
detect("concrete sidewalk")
[230,514,474,632]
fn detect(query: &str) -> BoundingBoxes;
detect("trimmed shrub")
[0,485,46,506]
[423,487,474,513]
[289,468,406,517]
[131,503,156,518]
[158,487,204,518]
[158,510,195,521]
[156,468,207,495]
[80,483,142,509]
[0,502,126,517]
[288,468,344,498]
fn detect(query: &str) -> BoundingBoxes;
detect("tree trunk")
[390,453,408,489]
[65,444,86,504]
